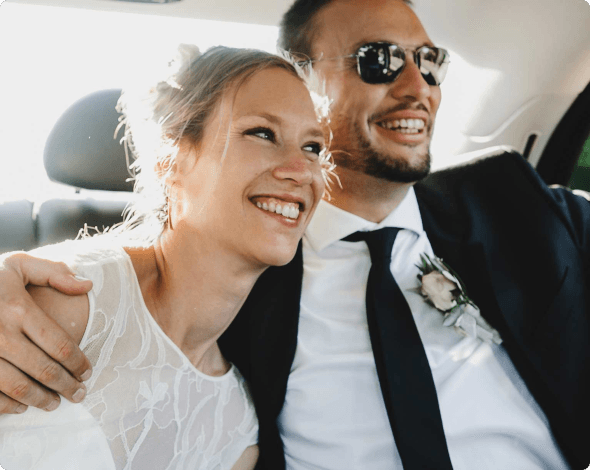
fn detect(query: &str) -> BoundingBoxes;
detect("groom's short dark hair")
[279,0,415,60]
[278,0,335,60]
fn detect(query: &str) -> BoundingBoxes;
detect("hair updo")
[113,45,333,245]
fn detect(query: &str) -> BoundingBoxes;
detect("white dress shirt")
[278,188,569,470]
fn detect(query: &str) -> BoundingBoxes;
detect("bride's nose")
[272,151,314,186]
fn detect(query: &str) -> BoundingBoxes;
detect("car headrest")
[44,89,134,192]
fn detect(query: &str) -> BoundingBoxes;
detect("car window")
[568,134,590,191]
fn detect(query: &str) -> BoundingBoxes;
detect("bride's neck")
[125,227,265,374]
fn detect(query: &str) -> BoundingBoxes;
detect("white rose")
[420,271,458,311]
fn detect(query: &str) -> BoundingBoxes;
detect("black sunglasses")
[315,42,450,86]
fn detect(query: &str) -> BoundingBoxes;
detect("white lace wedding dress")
[0,240,258,470]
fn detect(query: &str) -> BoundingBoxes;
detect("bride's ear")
[170,138,202,180]
[156,138,200,184]
[155,158,176,180]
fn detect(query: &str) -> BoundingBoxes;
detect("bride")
[0,45,331,470]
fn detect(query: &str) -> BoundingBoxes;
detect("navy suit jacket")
[219,151,590,470]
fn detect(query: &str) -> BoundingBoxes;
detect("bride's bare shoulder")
[26,285,89,346]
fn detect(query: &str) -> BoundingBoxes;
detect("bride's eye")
[244,127,276,142]
[303,142,323,156]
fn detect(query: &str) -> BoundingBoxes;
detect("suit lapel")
[415,183,514,342]
[417,201,513,343]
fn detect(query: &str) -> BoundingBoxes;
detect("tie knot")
[342,227,400,263]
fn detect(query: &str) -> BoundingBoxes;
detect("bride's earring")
[165,182,177,231]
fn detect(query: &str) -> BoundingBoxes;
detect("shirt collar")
[305,186,424,252]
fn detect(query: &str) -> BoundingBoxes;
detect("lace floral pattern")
[0,240,258,470]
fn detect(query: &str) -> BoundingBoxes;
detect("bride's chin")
[250,244,299,268]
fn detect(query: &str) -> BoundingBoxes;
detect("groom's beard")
[334,121,432,183]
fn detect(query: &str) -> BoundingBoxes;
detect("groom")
[0,0,588,469]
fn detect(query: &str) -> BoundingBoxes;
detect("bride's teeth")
[400,118,407,127]
[254,199,300,219]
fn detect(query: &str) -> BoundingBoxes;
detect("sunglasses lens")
[357,43,405,84]
[417,46,449,86]
[356,43,449,85]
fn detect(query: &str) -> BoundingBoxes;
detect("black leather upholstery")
[36,89,132,245]
[36,198,128,246]
[0,200,36,253]
[44,89,133,192]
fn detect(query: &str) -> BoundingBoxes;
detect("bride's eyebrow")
[236,112,283,126]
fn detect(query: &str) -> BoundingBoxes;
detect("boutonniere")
[416,254,502,345]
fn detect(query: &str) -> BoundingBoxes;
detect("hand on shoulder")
[0,250,92,414]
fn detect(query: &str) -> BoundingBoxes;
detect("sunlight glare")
[0,2,278,201]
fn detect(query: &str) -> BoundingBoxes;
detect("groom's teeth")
[253,198,301,219]
[378,118,425,133]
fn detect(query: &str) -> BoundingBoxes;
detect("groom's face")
[311,0,442,183]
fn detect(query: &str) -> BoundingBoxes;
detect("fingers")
[0,391,29,415]
[20,298,92,383]
[0,251,91,410]
[0,294,90,402]
[0,327,88,407]
[0,357,61,413]
[0,253,93,382]
[2,252,93,295]
[0,326,89,407]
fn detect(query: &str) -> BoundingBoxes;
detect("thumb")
[2,252,93,296]
[48,272,93,295]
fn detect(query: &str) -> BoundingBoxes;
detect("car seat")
[36,89,133,246]
[0,200,36,253]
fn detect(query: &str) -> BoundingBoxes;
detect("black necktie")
[343,228,454,469]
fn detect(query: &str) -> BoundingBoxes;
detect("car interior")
[0,0,589,255]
